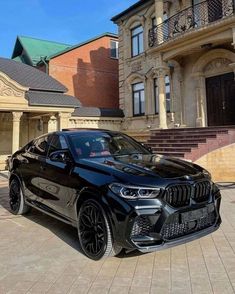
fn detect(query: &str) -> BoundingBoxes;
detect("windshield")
[69,132,151,159]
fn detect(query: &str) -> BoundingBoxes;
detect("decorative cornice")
[0,72,28,98]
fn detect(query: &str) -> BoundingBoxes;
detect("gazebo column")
[12,112,23,153]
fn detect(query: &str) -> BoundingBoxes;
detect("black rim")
[79,202,107,257]
[9,181,20,211]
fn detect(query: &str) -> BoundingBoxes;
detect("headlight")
[109,183,161,199]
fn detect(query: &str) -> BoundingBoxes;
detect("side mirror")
[49,150,72,163]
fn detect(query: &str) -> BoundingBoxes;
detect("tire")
[77,199,122,260]
[9,178,31,215]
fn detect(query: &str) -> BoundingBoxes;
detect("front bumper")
[107,188,221,252]
[137,224,220,253]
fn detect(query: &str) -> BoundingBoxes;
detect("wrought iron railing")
[149,0,235,47]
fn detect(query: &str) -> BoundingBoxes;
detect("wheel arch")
[75,188,117,236]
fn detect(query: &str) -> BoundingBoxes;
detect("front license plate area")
[181,204,214,223]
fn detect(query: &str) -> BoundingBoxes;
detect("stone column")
[195,74,206,127]
[58,113,71,131]
[157,68,168,129]
[12,112,23,153]
[155,0,164,44]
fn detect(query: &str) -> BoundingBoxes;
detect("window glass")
[140,91,145,113]
[110,40,118,59]
[132,26,143,35]
[30,136,49,156]
[139,33,144,53]
[163,12,169,40]
[165,75,171,112]
[134,93,140,115]
[48,135,68,157]
[131,25,144,57]
[132,37,139,56]
[154,78,159,114]
[132,82,145,116]
[70,132,151,159]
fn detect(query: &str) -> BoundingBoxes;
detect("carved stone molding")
[131,61,142,73]
[204,58,231,75]
[12,112,23,122]
[0,72,27,97]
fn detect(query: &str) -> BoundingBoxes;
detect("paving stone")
[0,178,235,294]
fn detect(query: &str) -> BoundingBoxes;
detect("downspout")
[40,56,49,74]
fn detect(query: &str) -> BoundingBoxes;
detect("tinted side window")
[48,135,68,156]
[30,136,49,156]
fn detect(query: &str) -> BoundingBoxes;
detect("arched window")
[131,25,144,57]
[132,82,145,116]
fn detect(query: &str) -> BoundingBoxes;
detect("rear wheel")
[9,178,31,215]
[77,199,122,260]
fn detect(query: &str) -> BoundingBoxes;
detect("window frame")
[28,135,49,157]
[165,75,171,113]
[154,78,159,114]
[132,82,145,117]
[110,40,119,59]
[131,25,144,57]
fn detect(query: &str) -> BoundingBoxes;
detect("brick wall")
[195,143,235,182]
[48,36,119,108]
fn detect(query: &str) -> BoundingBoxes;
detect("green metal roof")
[12,36,72,66]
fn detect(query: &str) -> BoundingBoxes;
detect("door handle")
[222,101,226,110]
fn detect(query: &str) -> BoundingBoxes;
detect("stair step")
[152,147,192,152]
[148,143,199,148]
[147,138,207,144]
[149,134,218,140]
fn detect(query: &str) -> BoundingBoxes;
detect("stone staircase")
[124,130,151,143]
[146,126,235,162]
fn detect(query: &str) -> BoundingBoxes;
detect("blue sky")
[0,0,137,58]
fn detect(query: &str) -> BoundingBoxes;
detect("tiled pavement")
[0,173,235,294]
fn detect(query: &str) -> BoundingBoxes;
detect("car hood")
[78,154,205,181]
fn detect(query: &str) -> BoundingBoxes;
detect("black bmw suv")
[8,129,221,260]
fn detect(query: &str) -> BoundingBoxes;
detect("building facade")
[112,0,235,131]
[0,58,122,170]
[12,33,119,109]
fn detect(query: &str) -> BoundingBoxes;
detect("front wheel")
[9,178,31,215]
[77,199,122,260]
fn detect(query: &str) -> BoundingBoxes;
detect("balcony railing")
[149,0,235,47]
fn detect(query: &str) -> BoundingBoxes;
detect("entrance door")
[208,0,223,23]
[206,72,235,126]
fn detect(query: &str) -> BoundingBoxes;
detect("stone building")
[12,33,119,109]
[112,0,235,131]
[0,58,123,170]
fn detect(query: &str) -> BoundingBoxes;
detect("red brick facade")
[43,36,119,109]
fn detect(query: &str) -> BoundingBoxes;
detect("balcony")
[149,0,235,48]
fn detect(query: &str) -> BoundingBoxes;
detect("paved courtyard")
[0,173,235,294]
